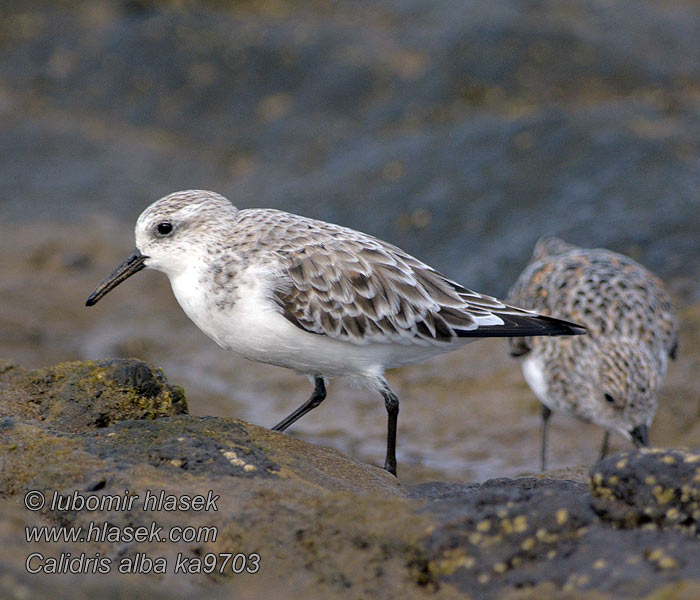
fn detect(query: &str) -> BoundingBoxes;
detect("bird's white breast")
[167,263,471,379]
[522,356,550,405]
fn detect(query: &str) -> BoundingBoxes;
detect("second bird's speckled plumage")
[507,236,679,469]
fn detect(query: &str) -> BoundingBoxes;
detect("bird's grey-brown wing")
[273,233,583,346]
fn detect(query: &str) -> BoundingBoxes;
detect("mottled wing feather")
[274,231,582,346]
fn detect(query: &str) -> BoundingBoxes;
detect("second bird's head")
[578,338,660,447]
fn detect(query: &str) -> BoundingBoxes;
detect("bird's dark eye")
[156,222,173,236]
[604,393,615,405]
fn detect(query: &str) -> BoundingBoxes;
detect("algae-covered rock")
[0,358,187,432]
[1,357,699,599]
[413,478,700,598]
[590,448,700,536]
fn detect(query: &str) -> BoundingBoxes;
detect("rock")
[1,358,699,599]
[413,478,700,598]
[590,448,700,537]
[0,358,187,432]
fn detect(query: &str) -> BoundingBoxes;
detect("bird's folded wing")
[273,237,583,346]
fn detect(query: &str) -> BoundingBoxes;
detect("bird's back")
[507,237,679,364]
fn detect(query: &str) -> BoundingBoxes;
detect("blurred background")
[1,0,699,483]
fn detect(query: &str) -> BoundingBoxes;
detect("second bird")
[507,236,679,471]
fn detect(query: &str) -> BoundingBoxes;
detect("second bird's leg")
[380,386,400,477]
[598,430,610,461]
[540,404,552,472]
[272,376,326,432]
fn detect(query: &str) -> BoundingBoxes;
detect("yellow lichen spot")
[652,486,676,504]
[645,475,656,485]
[521,537,536,551]
[547,550,557,560]
[493,562,507,574]
[661,455,676,464]
[555,509,568,525]
[593,473,603,485]
[666,507,680,520]
[106,432,116,437]
[684,454,700,463]
[616,458,628,469]
[431,549,475,576]
[476,520,492,532]
[500,518,513,534]
[169,458,183,467]
[535,528,559,543]
[481,534,503,548]
[478,573,490,585]
[659,556,678,569]
[593,559,606,570]
[243,464,257,472]
[648,549,663,561]
[220,449,247,467]
[511,557,522,567]
[607,475,619,485]
[497,508,508,518]
[513,515,528,533]
[468,533,483,545]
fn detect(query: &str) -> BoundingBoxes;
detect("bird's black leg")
[380,386,400,477]
[272,377,326,432]
[598,430,610,461]
[540,404,552,472]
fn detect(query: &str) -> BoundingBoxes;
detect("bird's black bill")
[629,424,649,448]
[85,249,148,306]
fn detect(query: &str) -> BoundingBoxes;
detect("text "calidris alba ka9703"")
[86,190,585,476]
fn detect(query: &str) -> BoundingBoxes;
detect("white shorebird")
[86,190,585,476]
[507,236,679,471]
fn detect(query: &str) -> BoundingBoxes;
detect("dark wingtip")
[456,312,587,338]
[540,315,587,336]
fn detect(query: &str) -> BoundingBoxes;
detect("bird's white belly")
[522,354,573,416]
[169,269,469,378]
[522,355,551,406]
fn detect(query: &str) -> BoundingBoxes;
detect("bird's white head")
[86,190,237,306]
[135,189,238,278]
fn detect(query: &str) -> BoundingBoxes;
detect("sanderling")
[507,235,679,471]
[86,190,585,476]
